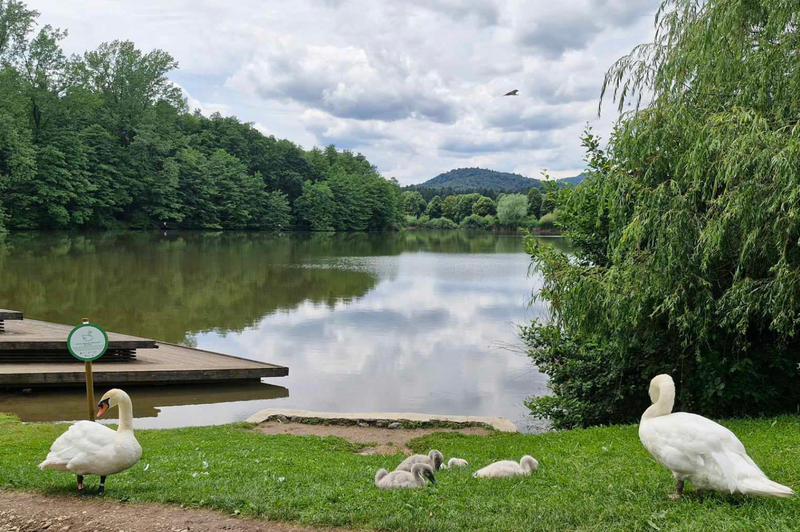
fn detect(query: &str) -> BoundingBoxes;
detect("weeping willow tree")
[524,0,800,428]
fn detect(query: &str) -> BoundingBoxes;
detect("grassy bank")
[1,413,799,531]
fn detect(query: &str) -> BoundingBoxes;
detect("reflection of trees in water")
[399,231,573,255]
[399,230,522,254]
[0,232,379,343]
[529,236,574,254]
[0,231,571,344]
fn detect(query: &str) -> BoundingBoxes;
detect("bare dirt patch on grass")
[255,421,492,455]
[0,490,347,532]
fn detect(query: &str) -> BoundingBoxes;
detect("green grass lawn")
[1,413,799,531]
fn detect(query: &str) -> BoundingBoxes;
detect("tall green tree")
[525,0,800,429]
[32,132,94,227]
[175,146,219,228]
[425,195,443,218]
[455,193,482,222]
[472,196,496,216]
[539,181,558,215]
[127,122,182,226]
[527,187,542,217]
[365,176,400,230]
[328,165,370,231]
[497,194,528,225]
[80,124,130,227]
[73,40,183,146]
[441,195,459,221]
[18,25,70,137]
[0,68,36,229]
[261,190,291,229]
[400,190,426,217]
[207,149,264,229]
[0,0,38,62]
[295,180,335,231]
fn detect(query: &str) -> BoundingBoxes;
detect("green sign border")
[67,323,109,362]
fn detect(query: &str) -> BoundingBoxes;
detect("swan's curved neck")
[642,381,675,421]
[116,396,134,432]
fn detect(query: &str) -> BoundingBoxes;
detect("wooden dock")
[0,309,23,333]
[0,319,156,362]
[0,317,288,387]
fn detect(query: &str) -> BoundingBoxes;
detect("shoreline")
[1,227,562,236]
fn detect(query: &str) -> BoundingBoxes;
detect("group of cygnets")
[374,449,539,489]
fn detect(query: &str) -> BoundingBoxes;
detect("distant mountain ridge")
[418,167,585,192]
[557,173,587,186]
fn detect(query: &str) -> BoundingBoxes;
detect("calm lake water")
[0,231,570,431]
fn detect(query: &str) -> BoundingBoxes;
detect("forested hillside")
[415,167,585,198]
[556,173,587,186]
[419,167,541,192]
[0,1,399,233]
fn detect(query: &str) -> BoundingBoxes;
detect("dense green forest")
[398,184,559,231]
[403,184,507,203]
[0,1,400,233]
[525,0,800,429]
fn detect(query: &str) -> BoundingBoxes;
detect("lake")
[0,231,570,431]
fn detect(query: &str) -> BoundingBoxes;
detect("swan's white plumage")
[375,464,435,489]
[473,456,538,478]
[38,389,142,478]
[396,450,444,472]
[448,458,469,468]
[640,374,793,498]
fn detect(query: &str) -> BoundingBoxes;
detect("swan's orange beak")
[96,398,110,418]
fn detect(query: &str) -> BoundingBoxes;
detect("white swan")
[396,450,444,472]
[39,389,142,493]
[375,463,436,489]
[448,458,469,468]
[640,374,794,498]
[473,456,538,478]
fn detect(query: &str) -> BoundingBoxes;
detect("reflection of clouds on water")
[197,249,551,430]
[0,231,565,429]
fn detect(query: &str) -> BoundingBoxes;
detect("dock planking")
[0,309,23,333]
[0,319,155,350]
[0,319,288,387]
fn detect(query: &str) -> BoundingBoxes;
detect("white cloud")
[29,0,658,184]
[227,40,459,124]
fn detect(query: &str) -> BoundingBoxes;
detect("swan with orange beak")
[39,389,142,494]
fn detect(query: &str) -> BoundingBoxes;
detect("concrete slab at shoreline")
[246,408,518,433]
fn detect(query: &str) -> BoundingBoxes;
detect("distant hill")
[417,167,586,193]
[419,168,542,192]
[557,173,587,186]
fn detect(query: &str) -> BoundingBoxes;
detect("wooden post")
[85,360,96,422]
[81,318,96,422]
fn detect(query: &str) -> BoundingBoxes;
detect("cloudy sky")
[30,0,659,185]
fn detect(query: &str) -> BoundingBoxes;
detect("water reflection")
[0,382,288,426]
[0,231,570,430]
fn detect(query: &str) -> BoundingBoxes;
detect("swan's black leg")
[76,474,84,492]
[98,476,106,494]
[669,480,684,499]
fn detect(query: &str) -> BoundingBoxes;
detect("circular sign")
[67,323,109,362]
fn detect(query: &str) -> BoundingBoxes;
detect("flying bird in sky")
[504,89,519,96]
